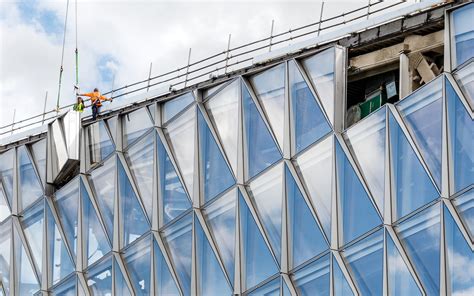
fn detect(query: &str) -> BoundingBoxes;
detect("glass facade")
[0,3,473,295]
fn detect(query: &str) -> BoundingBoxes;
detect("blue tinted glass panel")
[287,166,327,268]
[396,204,440,296]
[88,121,115,164]
[454,61,474,107]
[20,201,44,277]
[154,240,180,296]
[86,257,112,295]
[18,146,43,210]
[0,186,10,222]
[51,276,76,295]
[336,140,381,244]
[397,77,442,189]
[123,107,153,147]
[446,78,474,193]
[162,213,192,295]
[81,179,111,266]
[452,3,474,67]
[386,232,421,296]
[240,193,278,290]
[0,149,14,207]
[118,160,149,247]
[445,206,474,296]
[126,132,154,222]
[157,136,191,225]
[54,179,79,257]
[123,236,151,295]
[333,256,353,296]
[343,229,383,296]
[198,110,235,203]
[195,216,232,295]
[114,258,132,296]
[293,254,330,296]
[163,92,194,123]
[248,277,280,296]
[453,188,474,239]
[15,229,40,295]
[0,219,11,295]
[388,110,439,219]
[203,188,236,282]
[243,82,281,179]
[289,60,331,153]
[31,139,46,186]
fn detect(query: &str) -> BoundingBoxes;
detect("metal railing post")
[184,48,192,87]
[269,19,275,52]
[147,62,153,92]
[42,91,48,125]
[224,34,232,74]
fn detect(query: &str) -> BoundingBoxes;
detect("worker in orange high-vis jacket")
[78,88,112,120]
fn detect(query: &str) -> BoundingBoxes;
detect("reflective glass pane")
[249,63,285,150]
[46,204,74,286]
[289,60,331,153]
[154,239,180,296]
[293,254,330,296]
[20,201,43,277]
[89,158,115,240]
[389,110,439,219]
[445,206,474,296]
[248,163,283,264]
[0,187,10,222]
[295,136,332,238]
[243,82,282,179]
[18,146,43,210]
[163,92,194,123]
[164,106,195,201]
[0,149,14,207]
[81,179,111,266]
[344,107,385,213]
[123,236,151,295]
[386,232,421,296]
[54,179,79,257]
[123,107,153,147]
[336,140,381,244]
[453,188,474,239]
[301,48,335,124]
[15,228,39,295]
[0,219,11,295]
[162,213,192,295]
[446,78,474,193]
[118,160,149,247]
[51,276,76,296]
[240,193,278,290]
[205,80,239,175]
[287,167,328,268]
[343,229,383,296]
[114,258,132,296]
[202,188,236,282]
[147,104,156,123]
[198,110,235,203]
[451,3,474,67]
[333,256,353,296]
[87,121,115,165]
[125,132,154,222]
[248,277,280,296]
[86,257,112,295]
[396,203,440,296]
[454,61,474,107]
[397,77,442,189]
[195,217,232,295]
[107,117,118,145]
[31,139,46,186]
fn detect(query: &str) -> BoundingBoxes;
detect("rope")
[56,0,70,111]
[75,0,79,86]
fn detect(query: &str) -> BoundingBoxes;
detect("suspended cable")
[56,0,70,111]
[75,0,79,86]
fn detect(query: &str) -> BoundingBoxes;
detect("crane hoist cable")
[56,0,70,111]
[75,0,79,86]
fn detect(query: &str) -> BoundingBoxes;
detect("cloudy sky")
[0,0,409,135]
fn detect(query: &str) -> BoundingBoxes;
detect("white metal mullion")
[76,272,90,296]
[239,78,248,183]
[112,154,120,252]
[234,188,242,294]
[9,218,15,295]
[332,250,359,296]
[12,148,18,216]
[331,135,340,250]
[41,198,48,292]
[384,106,394,224]
[192,105,201,209]
[382,228,388,296]
[149,235,156,296]
[281,273,298,296]
[113,251,136,296]
[190,213,198,296]
[281,162,289,274]
[153,128,160,231]
[439,201,448,296]
[283,60,292,159]
[333,46,347,133]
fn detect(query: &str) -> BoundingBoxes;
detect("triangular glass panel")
[344,107,386,213]
[248,277,280,296]
[249,63,286,150]
[453,188,474,240]
[295,135,332,238]
[162,213,192,295]
[54,178,79,258]
[195,216,232,295]
[163,92,194,124]
[202,188,236,283]
[18,145,43,211]
[106,117,118,145]
[14,226,40,295]
[453,61,474,107]
[444,205,474,296]
[386,231,421,295]
[286,166,328,268]
[388,110,439,219]
[282,278,291,296]
[0,185,11,223]
[50,275,76,295]
[0,149,14,208]
[123,235,152,295]
[86,257,112,295]
[123,107,154,148]
[0,219,11,295]
[157,135,191,225]
[343,229,383,296]
[125,131,154,222]
[335,140,381,244]
[446,78,474,193]
[46,203,75,286]
[117,159,149,247]
[451,3,474,67]
[395,203,440,296]
[289,60,331,154]
[293,253,330,296]
[242,81,282,179]
[248,163,283,264]
[198,109,235,203]
[332,255,353,296]
[153,239,180,295]
[114,258,132,296]
[19,200,44,278]
[204,79,240,175]
[147,104,156,123]
[239,192,279,290]
[89,157,115,240]
[164,106,195,201]
[87,120,115,165]
[397,77,442,189]
[81,179,111,266]
[31,139,47,186]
